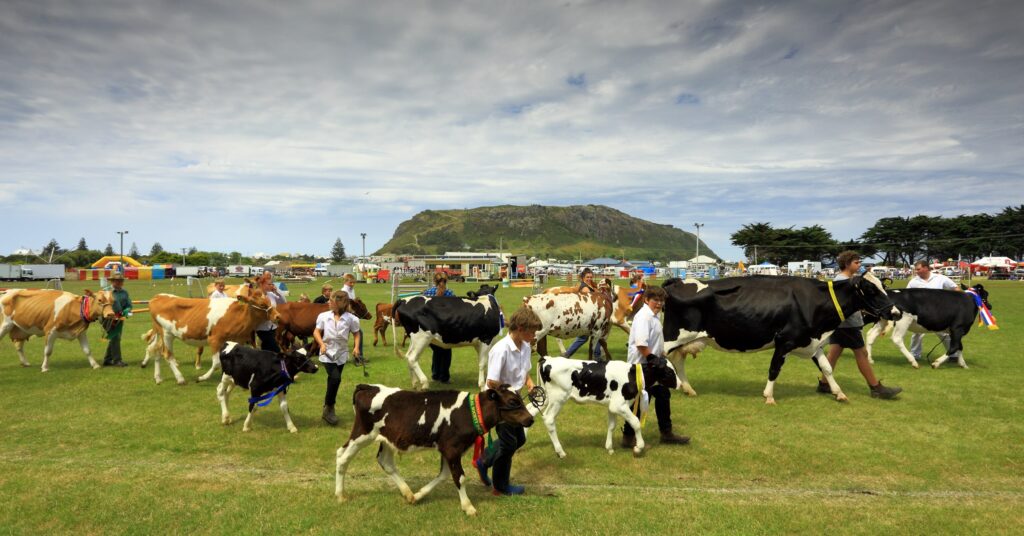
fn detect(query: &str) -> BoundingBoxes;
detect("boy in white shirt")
[906,260,960,361]
[475,307,542,496]
[313,291,363,426]
[623,286,690,448]
[209,278,229,299]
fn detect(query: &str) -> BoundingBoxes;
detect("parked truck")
[175,266,204,277]
[226,265,265,277]
[0,264,23,280]
[20,264,66,280]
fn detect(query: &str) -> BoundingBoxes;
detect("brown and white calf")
[522,292,614,359]
[335,383,535,516]
[0,289,115,371]
[534,355,679,458]
[372,302,408,347]
[140,284,280,385]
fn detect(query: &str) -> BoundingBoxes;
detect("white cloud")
[1,0,1022,260]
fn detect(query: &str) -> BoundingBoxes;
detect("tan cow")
[372,302,408,347]
[0,288,116,371]
[140,284,280,385]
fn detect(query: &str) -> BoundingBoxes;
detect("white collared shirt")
[907,273,958,290]
[342,284,356,300]
[486,334,532,392]
[627,303,663,365]
[256,290,286,331]
[315,310,361,365]
[209,290,228,299]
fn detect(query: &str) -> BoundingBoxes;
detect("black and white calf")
[534,355,679,458]
[865,285,993,369]
[661,274,898,404]
[215,342,320,433]
[335,384,534,516]
[391,293,504,390]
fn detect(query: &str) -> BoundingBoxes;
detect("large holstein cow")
[140,284,280,385]
[661,274,898,404]
[864,285,994,369]
[335,384,534,516]
[391,292,503,390]
[0,289,116,371]
[274,299,371,350]
[522,292,614,359]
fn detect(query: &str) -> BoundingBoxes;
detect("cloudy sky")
[2,0,1021,262]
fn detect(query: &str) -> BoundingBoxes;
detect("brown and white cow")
[523,292,615,359]
[274,300,371,350]
[0,289,116,371]
[140,284,280,385]
[335,383,535,516]
[372,302,408,347]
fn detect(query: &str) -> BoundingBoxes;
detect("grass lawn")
[1,276,1022,535]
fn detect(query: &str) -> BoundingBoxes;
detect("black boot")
[660,430,691,445]
[322,404,339,426]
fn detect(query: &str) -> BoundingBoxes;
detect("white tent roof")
[688,255,717,264]
[972,256,1016,268]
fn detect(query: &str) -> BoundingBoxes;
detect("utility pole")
[181,248,187,265]
[116,230,129,273]
[694,223,704,260]
[361,233,367,262]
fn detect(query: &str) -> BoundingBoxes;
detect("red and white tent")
[971,256,1016,269]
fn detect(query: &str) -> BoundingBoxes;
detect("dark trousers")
[481,422,527,491]
[103,337,122,364]
[256,330,280,353]
[430,345,452,382]
[623,384,673,436]
[323,362,345,406]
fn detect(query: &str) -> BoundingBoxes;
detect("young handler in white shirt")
[906,260,960,361]
[623,286,690,447]
[313,291,362,426]
[475,307,542,496]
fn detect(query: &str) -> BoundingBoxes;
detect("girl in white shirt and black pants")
[314,291,362,426]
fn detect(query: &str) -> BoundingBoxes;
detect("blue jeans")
[563,336,601,359]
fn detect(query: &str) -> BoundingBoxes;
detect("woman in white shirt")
[313,291,362,426]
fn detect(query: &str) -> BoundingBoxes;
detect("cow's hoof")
[557,451,568,459]
[912,362,920,369]
[835,393,849,403]
[91,364,101,370]
[337,494,349,504]
[464,507,478,517]
[155,378,163,385]
[222,417,232,425]
[242,427,252,433]
[288,427,299,434]
[931,362,940,369]
[403,492,416,504]
[20,362,31,367]
[960,363,969,369]
[764,397,776,405]
[140,362,148,368]
[40,367,49,373]
[632,447,645,458]
[176,380,187,386]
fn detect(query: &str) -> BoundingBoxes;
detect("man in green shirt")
[103,272,132,367]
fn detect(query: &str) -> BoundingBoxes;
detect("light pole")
[116,230,129,272]
[360,233,367,262]
[181,248,187,266]
[694,223,704,260]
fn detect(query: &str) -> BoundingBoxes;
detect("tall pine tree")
[331,238,346,262]
[76,237,88,251]
[104,243,115,255]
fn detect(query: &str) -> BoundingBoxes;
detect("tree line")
[2,238,351,268]
[730,205,1024,266]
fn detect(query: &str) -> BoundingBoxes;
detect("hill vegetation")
[375,204,716,262]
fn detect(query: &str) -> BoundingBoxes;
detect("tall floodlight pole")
[181,248,187,265]
[117,230,129,272]
[361,233,367,262]
[694,223,704,260]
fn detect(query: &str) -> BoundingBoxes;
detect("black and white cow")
[391,293,504,390]
[865,285,993,369]
[534,355,679,458]
[215,342,320,433]
[661,274,898,404]
[334,383,534,516]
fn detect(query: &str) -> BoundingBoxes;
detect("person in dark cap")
[103,272,132,367]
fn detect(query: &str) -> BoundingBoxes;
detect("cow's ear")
[960,283,968,291]
[83,289,94,297]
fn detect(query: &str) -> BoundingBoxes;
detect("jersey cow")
[535,355,678,458]
[865,285,993,369]
[216,342,319,433]
[372,302,408,347]
[274,299,371,350]
[391,292,503,390]
[523,292,614,359]
[335,384,534,516]
[140,284,280,385]
[661,274,898,404]
[0,289,116,371]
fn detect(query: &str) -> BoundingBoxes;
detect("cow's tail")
[391,299,404,358]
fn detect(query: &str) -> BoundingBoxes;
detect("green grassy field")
[1,276,1021,535]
